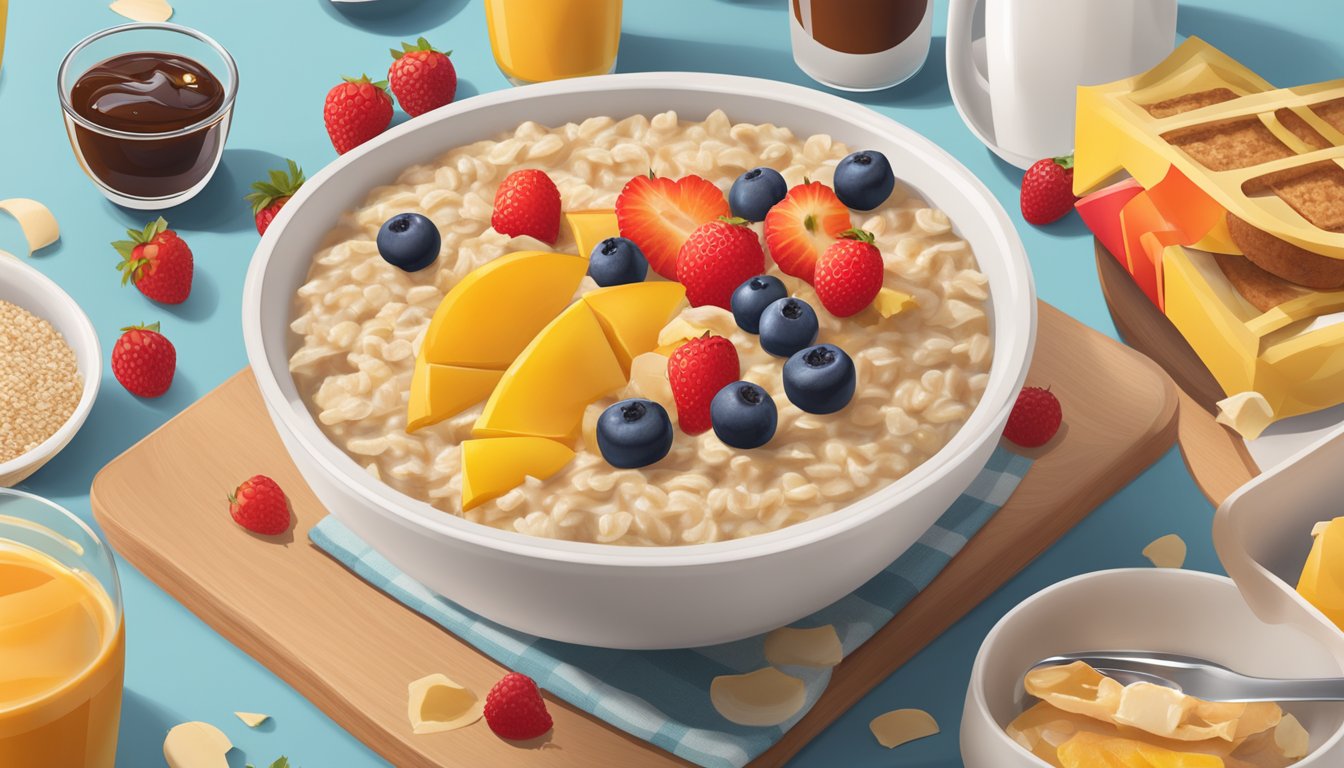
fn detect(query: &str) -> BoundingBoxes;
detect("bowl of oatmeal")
[243,73,1034,648]
[0,257,101,487]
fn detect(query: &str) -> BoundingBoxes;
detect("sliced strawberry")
[763,182,851,283]
[616,174,729,279]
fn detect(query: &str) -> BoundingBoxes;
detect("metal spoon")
[1028,651,1344,703]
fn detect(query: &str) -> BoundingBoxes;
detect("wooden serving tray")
[90,301,1177,768]
[1094,240,1261,505]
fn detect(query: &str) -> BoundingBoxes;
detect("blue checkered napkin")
[310,446,1032,768]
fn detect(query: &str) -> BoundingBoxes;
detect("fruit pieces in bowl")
[286,108,994,546]
[1008,661,1309,767]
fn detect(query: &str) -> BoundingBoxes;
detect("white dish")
[1216,419,1344,653]
[242,72,1035,649]
[0,257,102,487]
[946,34,1038,170]
[962,568,1344,767]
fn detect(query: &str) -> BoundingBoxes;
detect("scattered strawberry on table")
[111,322,176,398]
[762,180,850,283]
[245,160,306,235]
[228,474,292,536]
[667,334,740,435]
[324,75,394,155]
[616,172,729,279]
[1003,386,1063,448]
[483,673,553,741]
[388,37,457,117]
[491,168,561,244]
[676,216,765,309]
[1020,155,1078,225]
[113,217,193,305]
[814,228,885,317]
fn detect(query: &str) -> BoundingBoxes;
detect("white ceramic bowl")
[962,569,1344,766]
[0,258,101,487]
[242,72,1035,649]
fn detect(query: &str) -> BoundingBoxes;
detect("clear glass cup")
[0,489,124,767]
[485,0,622,86]
[56,23,238,209]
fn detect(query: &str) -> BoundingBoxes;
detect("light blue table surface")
[2,1,1340,765]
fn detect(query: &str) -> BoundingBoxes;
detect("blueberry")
[711,381,777,449]
[731,275,788,334]
[833,150,896,211]
[596,398,674,469]
[758,297,819,357]
[588,236,649,287]
[729,167,788,222]
[377,213,440,272]
[783,344,856,414]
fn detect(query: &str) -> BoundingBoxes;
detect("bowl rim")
[0,257,103,477]
[965,567,1344,765]
[242,71,1036,568]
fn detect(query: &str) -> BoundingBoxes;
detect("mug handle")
[945,0,991,115]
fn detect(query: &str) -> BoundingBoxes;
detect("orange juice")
[485,0,622,84]
[0,542,124,767]
[0,0,7,73]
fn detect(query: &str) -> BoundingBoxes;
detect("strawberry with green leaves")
[245,160,305,235]
[323,75,393,155]
[388,37,457,117]
[113,217,193,304]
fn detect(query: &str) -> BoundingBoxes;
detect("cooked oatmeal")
[288,110,992,546]
[0,300,82,463]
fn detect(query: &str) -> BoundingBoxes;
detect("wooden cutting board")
[1093,240,1260,505]
[90,301,1177,768]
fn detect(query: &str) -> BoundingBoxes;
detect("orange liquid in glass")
[485,0,622,84]
[0,543,123,768]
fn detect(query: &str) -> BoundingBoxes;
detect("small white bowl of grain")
[0,257,101,486]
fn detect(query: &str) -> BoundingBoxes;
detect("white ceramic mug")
[790,0,933,92]
[947,0,1177,163]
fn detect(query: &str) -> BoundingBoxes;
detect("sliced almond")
[1215,391,1274,440]
[234,712,269,728]
[1142,534,1187,569]
[1276,713,1310,759]
[0,199,59,255]
[163,722,232,768]
[408,673,483,735]
[870,708,940,749]
[109,0,173,22]
[763,625,843,668]
[710,667,806,727]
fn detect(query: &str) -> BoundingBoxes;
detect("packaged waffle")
[1074,38,1344,432]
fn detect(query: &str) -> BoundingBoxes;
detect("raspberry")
[1003,386,1062,448]
[483,672,553,741]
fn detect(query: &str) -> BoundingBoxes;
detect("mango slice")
[1058,732,1224,768]
[460,437,576,510]
[1298,517,1344,631]
[582,282,687,374]
[564,209,621,259]
[421,251,587,369]
[407,364,504,432]
[474,302,628,441]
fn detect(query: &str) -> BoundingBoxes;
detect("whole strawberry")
[114,217,193,304]
[667,335,740,435]
[111,322,176,398]
[483,673,553,741]
[324,75,393,155]
[1003,386,1063,448]
[491,169,561,244]
[677,217,767,309]
[814,228,885,317]
[244,160,305,235]
[1020,155,1077,225]
[228,475,291,536]
[388,37,456,117]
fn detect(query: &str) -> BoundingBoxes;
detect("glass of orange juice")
[485,0,622,85]
[0,489,124,768]
[0,0,8,73]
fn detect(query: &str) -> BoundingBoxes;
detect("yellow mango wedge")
[1299,517,1344,631]
[406,364,504,433]
[582,281,687,374]
[460,437,575,510]
[420,251,587,368]
[1058,732,1224,768]
[563,209,621,259]
[474,301,627,442]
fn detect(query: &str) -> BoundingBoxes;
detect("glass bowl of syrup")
[57,23,237,209]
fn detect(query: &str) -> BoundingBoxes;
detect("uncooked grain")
[0,300,82,462]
